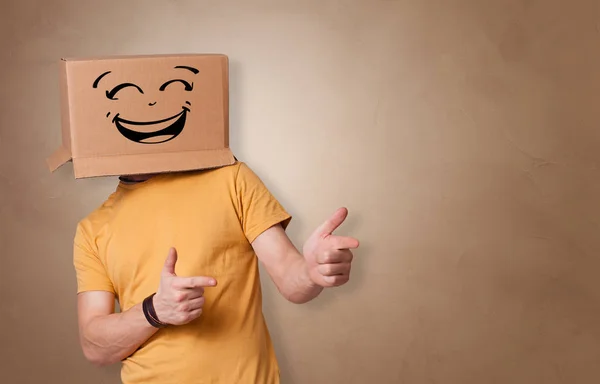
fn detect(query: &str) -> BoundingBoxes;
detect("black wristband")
[142,293,168,328]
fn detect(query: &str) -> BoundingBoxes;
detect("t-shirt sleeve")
[235,162,292,243]
[73,222,115,294]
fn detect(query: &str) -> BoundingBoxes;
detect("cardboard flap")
[72,148,235,178]
[46,146,72,172]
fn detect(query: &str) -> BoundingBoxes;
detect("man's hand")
[153,248,217,325]
[303,207,360,288]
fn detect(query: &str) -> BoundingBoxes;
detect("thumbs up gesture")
[153,248,217,326]
[303,207,360,288]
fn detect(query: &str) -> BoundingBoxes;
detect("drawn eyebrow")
[93,71,112,88]
[174,65,199,74]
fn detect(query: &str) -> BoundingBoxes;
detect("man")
[74,161,359,383]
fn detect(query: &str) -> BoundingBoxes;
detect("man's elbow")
[81,347,115,367]
[80,342,119,367]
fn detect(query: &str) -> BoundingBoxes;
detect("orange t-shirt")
[73,162,292,384]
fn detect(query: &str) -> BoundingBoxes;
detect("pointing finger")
[175,276,217,289]
[330,235,360,250]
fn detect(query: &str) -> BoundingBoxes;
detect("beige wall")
[2,1,600,383]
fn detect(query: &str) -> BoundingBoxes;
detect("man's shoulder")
[75,189,121,243]
[171,161,248,185]
[192,161,245,178]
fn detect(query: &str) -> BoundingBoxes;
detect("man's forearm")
[251,224,324,304]
[280,257,324,304]
[81,302,158,366]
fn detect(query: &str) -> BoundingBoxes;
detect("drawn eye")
[106,83,144,100]
[159,79,193,92]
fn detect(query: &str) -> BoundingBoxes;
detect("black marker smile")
[112,107,189,144]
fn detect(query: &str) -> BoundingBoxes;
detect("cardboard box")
[47,54,236,178]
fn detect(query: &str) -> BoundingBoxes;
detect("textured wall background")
[1,1,600,383]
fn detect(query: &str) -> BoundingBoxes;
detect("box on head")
[47,53,236,178]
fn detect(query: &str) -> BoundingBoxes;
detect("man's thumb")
[315,207,349,237]
[162,247,178,277]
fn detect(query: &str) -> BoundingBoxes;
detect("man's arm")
[77,291,158,366]
[252,207,359,304]
[252,224,323,304]
[76,248,216,366]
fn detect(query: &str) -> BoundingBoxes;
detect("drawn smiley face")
[92,65,199,144]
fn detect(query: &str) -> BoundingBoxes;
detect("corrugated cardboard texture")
[2,1,600,384]
[49,54,234,178]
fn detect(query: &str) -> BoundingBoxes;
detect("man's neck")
[119,174,156,184]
